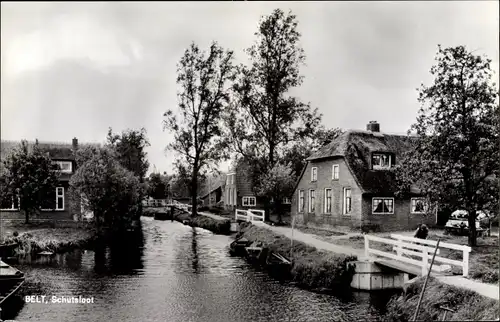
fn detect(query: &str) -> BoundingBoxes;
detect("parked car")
[445,209,491,235]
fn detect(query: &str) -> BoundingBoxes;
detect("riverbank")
[173,208,231,235]
[235,222,356,292]
[2,227,96,256]
[385,276,499,321]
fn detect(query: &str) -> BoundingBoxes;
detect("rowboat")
[0,243,18,259]
[229,238,252,256]
[0,260,25,307]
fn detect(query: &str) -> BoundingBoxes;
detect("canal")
[5,218,393,322]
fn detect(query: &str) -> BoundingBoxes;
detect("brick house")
[224,158,292,212]
[200,174,226,207]
[0,138,98,221]
[292,121,435,232]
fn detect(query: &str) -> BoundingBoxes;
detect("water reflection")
[6,218,392,322]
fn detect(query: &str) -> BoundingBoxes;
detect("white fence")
[364,234,472,277]
[143,199,169,207]
[235,209,265,222]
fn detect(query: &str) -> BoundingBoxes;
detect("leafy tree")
[226,9,322,219]
[164,41,235,216]
[147,172,168,199]
[1,141,59,223]
[255,163,296,223]
[69,146,140,231]
[396,45,499,246]
[107,128,150,217]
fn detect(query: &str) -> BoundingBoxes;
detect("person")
[414,224,429,240]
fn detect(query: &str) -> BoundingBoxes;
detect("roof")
[200,173,227,198]
[1,140,100,161]
[305,130,419,195]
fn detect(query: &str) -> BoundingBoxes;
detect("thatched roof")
[306,130,419,195]
[1,140,100,161]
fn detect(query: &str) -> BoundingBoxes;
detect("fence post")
[462,249,469,277]
[422,248,429,276]
[364,235,369,259]
[395,237,402,257]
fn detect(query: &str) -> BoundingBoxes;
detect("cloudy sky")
[1,2,498,175]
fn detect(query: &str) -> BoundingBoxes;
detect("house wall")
[360,196,436,232]
[292,158,363,231]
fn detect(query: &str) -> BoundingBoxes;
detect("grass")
[385,276,499,321]
[2,227,97,256]
[238,223,356,291]
[173,209,231,235]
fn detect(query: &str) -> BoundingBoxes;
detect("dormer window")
[372,153,392,170]
[53,161,72,173]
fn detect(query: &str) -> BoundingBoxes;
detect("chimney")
[366,121,380,132]
[72,137,78,150]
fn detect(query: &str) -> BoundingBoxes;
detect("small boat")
[0,260,25,307]
[0,243,18,259]
[244,243,264,262]
[266,252,292,278]
[229,238,252,256]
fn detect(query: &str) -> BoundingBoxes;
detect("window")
[309,190,315,212]
[332,164,339,180]
[372,154,392,170]
[231,174,235,185]
[311,167,317,182]
[53,161,72,173]
[298,190,304,213]
[228,188,232,205]
[242,196,256,207]
[0,194,20,210]
[283,198,292,204]
[372,198,394,214]
[411,198,427,214]
[343,188,352,215]
[56,187,64,210]
[324,188,332,213]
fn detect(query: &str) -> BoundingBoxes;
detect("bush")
[172,208,231,234]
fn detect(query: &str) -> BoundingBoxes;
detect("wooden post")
[413,238,441,322]
[364,234,369,259]
[422,247,429,276]
[462,248,469,277]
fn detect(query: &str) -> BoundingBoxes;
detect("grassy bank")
[237,223,356,291]
[385,277,499,321]
[173,208,231,235]
[2,227,97,256]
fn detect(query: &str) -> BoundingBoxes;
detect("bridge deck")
[374,259,448,277]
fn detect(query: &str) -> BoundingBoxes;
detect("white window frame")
[298,190,304,213]
[53,161,73,173]
[324,188,332,213]
[242,196,256,207]
[372,197,394,214]
[343,188,352,215]
[56,187,65,210]
[332,164,339,180]
[311,167,317,182]
[0,195,20,211]
[411,198,427,214]
[309,189,315,213]
[372,153,392,170]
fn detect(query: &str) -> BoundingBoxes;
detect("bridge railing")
[235,209,265,222]
[364,234,472,277]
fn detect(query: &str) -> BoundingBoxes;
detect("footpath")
[251,221,499,301]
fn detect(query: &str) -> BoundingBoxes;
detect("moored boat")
[0,243,18,259]
[229,237,252,256]
[0,260,25,307]
[266,252,292,278]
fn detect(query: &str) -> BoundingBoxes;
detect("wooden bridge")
[235,209,265,223]
[363,233,472,277]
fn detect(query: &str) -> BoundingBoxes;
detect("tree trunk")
[24,209,29,224]
[467,208,477,247]
[191,172,198,218]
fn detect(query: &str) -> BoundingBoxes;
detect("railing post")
[463,249,469,277]
[422,248,429,276]
[364,235,369,259]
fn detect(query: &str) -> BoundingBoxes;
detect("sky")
[1,2,498,176]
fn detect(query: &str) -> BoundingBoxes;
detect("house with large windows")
[292,121,435,232]
[0,138,98,221]
[224,158,263,210]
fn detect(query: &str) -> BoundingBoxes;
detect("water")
[5,218,393,322]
